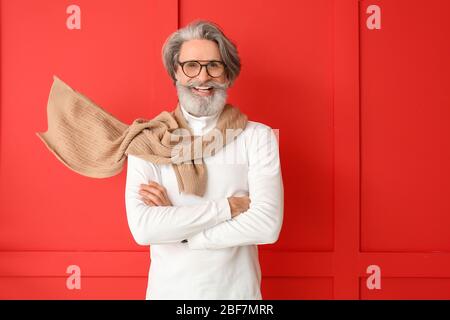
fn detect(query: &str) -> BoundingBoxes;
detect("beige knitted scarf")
[36,75,248,197]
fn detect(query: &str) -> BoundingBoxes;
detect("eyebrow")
[181,59,222,62]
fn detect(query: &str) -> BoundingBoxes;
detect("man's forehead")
[179,40,222,61]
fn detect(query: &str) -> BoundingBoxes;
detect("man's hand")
[227,196,251,218]
[139,181,173,206]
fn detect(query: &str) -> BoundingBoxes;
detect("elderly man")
[125,20,284,300]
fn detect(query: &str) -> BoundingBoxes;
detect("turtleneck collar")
[179,102,221,135]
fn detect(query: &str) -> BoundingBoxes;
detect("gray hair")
[162,19,241,87]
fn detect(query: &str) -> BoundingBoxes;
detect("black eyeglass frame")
[177,60,226,78]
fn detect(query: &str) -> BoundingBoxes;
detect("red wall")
[0,0,449,299]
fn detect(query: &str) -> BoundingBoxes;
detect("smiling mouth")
[191,86,214,96]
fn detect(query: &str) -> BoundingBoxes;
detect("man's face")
[175,39,229,117]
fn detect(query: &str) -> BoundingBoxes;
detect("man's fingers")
[147,200,157,206]
[148,181,169,202]
[149,187,167,204]
[142,198,156,206]
[141,181,170,205]
[140,184,163,196]
[140,190,163,206]
[139,183,164,206]
[140,181,165,194]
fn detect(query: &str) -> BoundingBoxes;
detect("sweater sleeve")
[186,125,284,250]
[125,154,232,246]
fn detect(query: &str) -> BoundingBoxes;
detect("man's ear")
[225,76,232,88]
[224,73,231,87]
[173,74,180,86]
[174,67,180,82]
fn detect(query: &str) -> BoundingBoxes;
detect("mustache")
[184,81,228,90]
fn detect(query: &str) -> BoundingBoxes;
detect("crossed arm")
[124,125,284,249]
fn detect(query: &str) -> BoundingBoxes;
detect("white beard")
[175,80,228,117]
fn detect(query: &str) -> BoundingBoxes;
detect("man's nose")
[196,65,211,82]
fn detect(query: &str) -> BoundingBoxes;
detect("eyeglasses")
[177,60,226,78]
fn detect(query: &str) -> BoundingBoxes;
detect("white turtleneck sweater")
[124,103,284,300]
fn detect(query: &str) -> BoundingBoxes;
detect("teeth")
[194,86,212,90]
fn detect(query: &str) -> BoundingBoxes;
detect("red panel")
[0,252,149,277]
[360,278,450,300]
[360,0,450,252]
[357,0,450,299]
[262,277,333,300]
[0,277,147,300]
[0,0,177,251]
